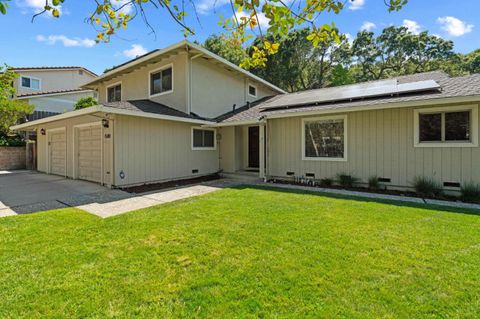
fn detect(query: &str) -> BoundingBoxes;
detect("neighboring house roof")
[16,88,93,99]
[216,71,480,124]
[105,100,205,120]
[82,40,286,94]
[11,66,97,77]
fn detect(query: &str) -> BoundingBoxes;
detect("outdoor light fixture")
[40,128,46,135]
[102,119,109,128]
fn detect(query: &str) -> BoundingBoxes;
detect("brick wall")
[0,146,26,170]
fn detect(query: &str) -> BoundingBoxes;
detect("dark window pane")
[22,77,30,88]
[249,85,256,96]
[107,85,121,102]
[419,113,442,142]
[161,68,172,92]
[305,119,344,158]
[445,111,470,141]
[193,129,203,147]
[150,72,161,95]
[204,130,214,147]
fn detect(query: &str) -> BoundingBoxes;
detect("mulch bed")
[122,173,221,194]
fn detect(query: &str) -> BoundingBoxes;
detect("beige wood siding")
[25,91,95,113]
[267,103,480,188]
[113,115,219,186]
[191,58,278,118]
[97,54,188,113]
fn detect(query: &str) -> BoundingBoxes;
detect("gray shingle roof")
[104,100,204,120]
[218,71,480,124]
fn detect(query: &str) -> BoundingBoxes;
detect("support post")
[259,123,265,179]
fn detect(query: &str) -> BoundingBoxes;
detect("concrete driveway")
[0,170,238,218]
[0,170,130,216]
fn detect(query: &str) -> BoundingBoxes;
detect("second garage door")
[77,124,102,183]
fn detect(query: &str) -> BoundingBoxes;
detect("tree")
[249,28,352,92]
[203,35,248,66]
[0,0,409,67]
[351,26,456,81]
[74,96,98,110]
[0,65,34,141]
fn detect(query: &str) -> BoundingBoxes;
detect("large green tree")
[0,65,34,140]
[0,0,409,67]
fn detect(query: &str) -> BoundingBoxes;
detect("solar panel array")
[259,79,441,110]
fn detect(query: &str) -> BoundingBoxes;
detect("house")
[12,66,97,119]
[11,40,480,192]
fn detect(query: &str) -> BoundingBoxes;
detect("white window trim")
[414,104,478,148]
[248,82,257,98]
[20,75,41,90]
[191,127,217,151]
[301,115,348,162]
[148,63,174,98]
[105,81,122,103]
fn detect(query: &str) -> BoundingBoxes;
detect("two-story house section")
[12,66,97,118]
[11,41,285,187]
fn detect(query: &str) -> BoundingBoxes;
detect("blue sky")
[1,0,479,75]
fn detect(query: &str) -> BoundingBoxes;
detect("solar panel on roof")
[259,80,441,110]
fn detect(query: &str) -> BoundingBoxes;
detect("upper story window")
[21,76,40,90]
[150,65,173,97]
[414,105,478,147]
[248,84,257,97]
[302,115,347,161]
[107,83,122,102]
[192,128,216,150]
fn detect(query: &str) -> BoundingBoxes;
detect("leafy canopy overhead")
[0,0,409,68]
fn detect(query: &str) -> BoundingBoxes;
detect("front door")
[248,126,259,168]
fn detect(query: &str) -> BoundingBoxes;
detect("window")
[21,76,40,90]
[415,105,478,147]
[150,66,173,96]
[302,116,347,161]
[248,84,257,97]
[192,128,216,150]
[107,84,121,102]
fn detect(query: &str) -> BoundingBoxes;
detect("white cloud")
[197,0,229,14]
[402,19,421,34]
[36,35,96,48]
[345,33,354,45]
[114,0,133,15]
[18,0,62,16]
[234,11,270,30]
[360,21,376,32]
[437,16,473,37]
[123,44,148,58]
[348,0,365,11]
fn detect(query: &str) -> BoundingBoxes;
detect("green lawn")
[1,186,480,318]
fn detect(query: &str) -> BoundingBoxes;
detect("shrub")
[74,97,98,110]
[0,135,26,147]
[413,176,443,197]
[460,182,480,203]
[320,178,333,187]
[336,173,359,188]
[368,176,381,190]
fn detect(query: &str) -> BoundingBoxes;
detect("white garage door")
[77,125,102,183]
[48,129,66,176]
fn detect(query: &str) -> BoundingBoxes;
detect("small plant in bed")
[461,182,480,203]
[413,176,443,197]
[368,176,381,190]
[320,178,333,187]
[336,173,359,188]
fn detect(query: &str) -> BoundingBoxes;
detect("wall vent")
[378,177,391,183]
[286,171,295,176]
[192,169,199,174]
[305,173,315,178]
[443,182,461,188]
